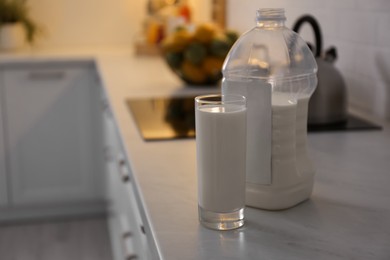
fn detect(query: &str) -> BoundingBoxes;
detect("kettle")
[293,15,348,125]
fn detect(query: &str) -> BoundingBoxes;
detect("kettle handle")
[292,15,322,58]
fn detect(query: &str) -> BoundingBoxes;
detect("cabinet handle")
[102,100,115,121]
[122,232,138,260]
[119,214,138,260]
[102,99,109,113]
[28,71,65,80]
[140,225,146,234]
[118,158,130,182]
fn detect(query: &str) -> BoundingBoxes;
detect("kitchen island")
[1,49,389,259]
[97,53,390,260]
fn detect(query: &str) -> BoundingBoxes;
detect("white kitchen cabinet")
[0,90,7,207]
[103,100,150,260]
[1,62,104,206]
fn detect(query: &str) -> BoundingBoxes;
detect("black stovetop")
[127,96,382,141]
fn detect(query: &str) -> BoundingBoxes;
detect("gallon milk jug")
[222,8,318,210]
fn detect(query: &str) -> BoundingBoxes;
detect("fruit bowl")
[161,24,238,86]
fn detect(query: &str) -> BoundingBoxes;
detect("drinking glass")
[195,94,247,230]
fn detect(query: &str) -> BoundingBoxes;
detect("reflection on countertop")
[127,96,382,141]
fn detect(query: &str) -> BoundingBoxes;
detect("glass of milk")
[195,94,247,230]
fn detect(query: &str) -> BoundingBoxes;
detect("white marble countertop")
[96,53,390,260]
[2,48,389,259]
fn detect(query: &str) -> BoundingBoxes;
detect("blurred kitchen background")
[1,1,389,259]
[24,0,390,121]
[227,0,390,121]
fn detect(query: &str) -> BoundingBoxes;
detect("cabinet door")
[103,103,122,260]
[0,74,8,207]
[3,64,103,205]
[103,102,151,260]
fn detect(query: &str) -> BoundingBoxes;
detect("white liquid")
[270,94,313,184]
[245,94,314,209]
[196,104,246,213]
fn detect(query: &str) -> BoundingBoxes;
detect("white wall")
[189,0,212,23]
[28,0,211,49]
[227,0,390,120]
[29,0,147,48]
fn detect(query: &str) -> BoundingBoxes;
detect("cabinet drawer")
[2,63,104,206]
[0,82,7,207]
[106,157,150,260]
[123,181,149,259]
[104,104,150,259]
